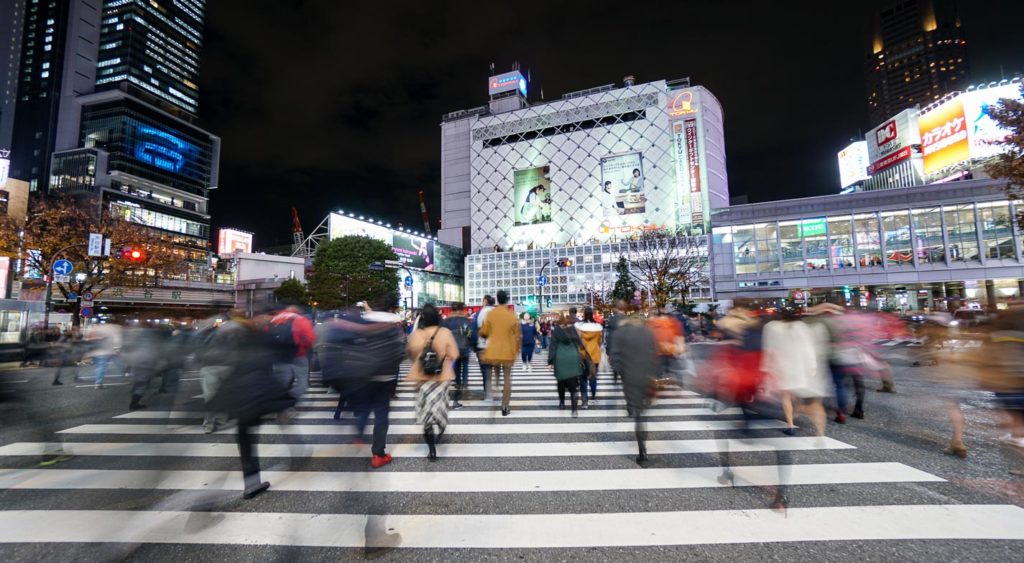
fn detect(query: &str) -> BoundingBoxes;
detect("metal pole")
[537,259,551,316]
[43,243,88,329]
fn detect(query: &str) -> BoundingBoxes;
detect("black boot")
[425,429,437,461]
[128,395,145,411]
[636,444,648,465]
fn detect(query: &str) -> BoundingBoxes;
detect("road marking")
[0,380,29,384]
[0,436,852,459]
[74,383,129,388]
[0,463,942,493]
[303,390,699,399]
[0,505,1021,547]
[113,407,744,420]
[297,398,710,408]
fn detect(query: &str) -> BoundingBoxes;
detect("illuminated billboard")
[488,70,527,97]
[328,213,392,244]
[866,109,920,174]
[600,152,646,216]
[962,83,1023,160]
[132,124,200,175]
[513,166,552,226]
[920,97,969,174]
[218,228,253,256]
[0,152,9,187]
[837,141,870,188]
[392,232,435,271]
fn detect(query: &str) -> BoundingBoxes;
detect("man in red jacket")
[270,305,316,401]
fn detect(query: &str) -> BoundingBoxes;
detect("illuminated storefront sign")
[217,228,253,256]
[685,119,703,226]
[488,70,527,97]
[837,141,869,188]
[866,109,919,174]
[920,97,969,174]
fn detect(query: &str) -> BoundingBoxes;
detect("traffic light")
[556,258,573,267]
[121,246,146,263]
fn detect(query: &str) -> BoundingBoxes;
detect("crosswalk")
[1,351,1023,553]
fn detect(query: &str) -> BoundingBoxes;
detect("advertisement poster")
[962,84,1022,160]
[600,153,645,217]
[672,122,691,225]
[920,97,969,174]
[328,213,392,245]
[685,119,703,227]
[513,166,552,226]
[392,232,435,271]
[217,228,253,256]
[837,141,870,188]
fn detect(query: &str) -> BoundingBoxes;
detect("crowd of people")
[9,291,1024,501]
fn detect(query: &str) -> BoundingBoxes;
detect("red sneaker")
[371,454,393,469]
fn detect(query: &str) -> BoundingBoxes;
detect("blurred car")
[949,308,988,334]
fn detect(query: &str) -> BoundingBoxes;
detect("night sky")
[197,1,1024,249]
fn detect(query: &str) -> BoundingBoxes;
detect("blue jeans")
[93,355,114,385]
[452,357,470,401]
[541,335,549,349]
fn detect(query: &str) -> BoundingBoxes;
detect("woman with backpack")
[548,315,583,416]
[406,304,460,461]
[576,307,605,407]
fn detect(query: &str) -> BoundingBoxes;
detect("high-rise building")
[0,0,27,151]
[866,0,969,125]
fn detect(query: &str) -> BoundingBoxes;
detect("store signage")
[866,109,919,174]
[837,141,870,188]
[667,90,697,117]
[488,70,527,97]
[920,97,969,174]
[685,119,703,226]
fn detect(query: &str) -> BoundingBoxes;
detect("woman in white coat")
[761,310,829,436]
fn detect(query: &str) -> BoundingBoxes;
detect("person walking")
[576,307,604,404]
[473,295,495,399]
[761,308,829,436]
[520,313,539,372]
[84,321,122,389]
[539,319,551,350]
[441,302,473,409]
[549,315,583,416]
[480,290,521,416]
[609,313,659,464]
[269,305,316,399]
[406,304,459,461]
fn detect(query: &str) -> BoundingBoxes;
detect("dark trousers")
[521,344,535,364]
[476,350,492,395]
[351,380,396,456]
[452,357,470,401]
[830,363,865,414]
[237,417,262,487]
[557,378,579,408]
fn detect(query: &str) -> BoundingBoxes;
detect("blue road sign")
[65,292,78,301]
[80,307,93,317]
[53,259,74,276]
[538,275,547,286]
[82,291,94,301]
[404,276,414,288]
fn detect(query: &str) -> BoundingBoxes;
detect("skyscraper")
[865,0,969,125]
[0,0,27,151]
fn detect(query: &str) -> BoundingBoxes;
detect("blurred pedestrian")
[576,306,604,404]
[539,319,551,350]
[548,314,583,416]
[84,321,122,389]
[194,315,232,434]
[50,328,81,386]
[473,295,496,398]
[761,308,829,436]
[609,313,658,464]
[648,308,686,386]
[407,304,459,461]
[480,290,520,416]
[125,325,173,411]
[441,302,473,409]
[520,312,540,372]
[317,297,405,468]
[269,305,316,399]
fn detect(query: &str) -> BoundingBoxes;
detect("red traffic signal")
[121,246,146,263]
[557,258,573,267]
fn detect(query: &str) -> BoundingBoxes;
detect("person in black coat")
[608,312,658,464]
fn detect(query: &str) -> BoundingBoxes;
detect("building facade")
[0,0,26,151]
[712,179,1024,312]
[866,0,969,125]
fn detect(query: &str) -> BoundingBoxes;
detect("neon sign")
[668,90,697,117]
[132,125,197,174]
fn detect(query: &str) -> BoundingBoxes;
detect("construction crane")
[418,190,433,237]
[291,207,305,254]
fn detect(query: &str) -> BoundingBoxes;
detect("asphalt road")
[0,344,1022,562]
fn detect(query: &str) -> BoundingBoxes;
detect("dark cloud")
[197,0,1024,248]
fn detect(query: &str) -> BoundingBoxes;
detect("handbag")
[419,328,446,376]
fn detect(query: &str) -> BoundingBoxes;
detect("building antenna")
[489,62,495,74]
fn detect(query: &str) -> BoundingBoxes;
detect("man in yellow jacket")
[480,290,521,416]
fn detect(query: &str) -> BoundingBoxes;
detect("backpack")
[268,318,299,361]
[419,328,445,376]
[444,317,472,356]
[318,321,405,389]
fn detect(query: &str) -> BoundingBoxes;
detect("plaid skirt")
[416,380,450,435]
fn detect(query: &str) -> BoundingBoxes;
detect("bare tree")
[625,228,710,310]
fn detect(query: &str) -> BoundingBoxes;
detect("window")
[829,216,855,269]
[755,223,780,274]
[855,213,882,267]
[944,204,979,262]
[802,218,829,270]
[977,202,1014,260]
[882,211,912,266]
[779,221,803,272]
[912,208,944,264]
[732,225,756,275]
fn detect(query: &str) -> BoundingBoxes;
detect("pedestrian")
[406,304,459,461]
[50,328,81,386]
[441,302,473,409]
[84,321,122,389]
[268,305,316,399]
[318,296,405,468]
[576,307,604,404]
[194,315,233,434]
[549,314,583,416]
[649,308,685,385]
[520,312,539,372]
[608,312,659,464]
[539,319,551,350]
[479,290,521,416]
[125,325,173,411]
[473,295,496,399]
[761,308,829,436]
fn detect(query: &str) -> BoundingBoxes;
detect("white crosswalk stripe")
[1,349,1019,551]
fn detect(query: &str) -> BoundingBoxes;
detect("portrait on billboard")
[513,166,553,226]
[392,232,435,271]
[600,152,646,216]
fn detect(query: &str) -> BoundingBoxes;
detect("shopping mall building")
[440,72,727,308]
[711,179,1024,312]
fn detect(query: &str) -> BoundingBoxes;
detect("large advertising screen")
[837,141,870,188]
[866,109,920,174]
[962,83,1023,160]
[328,213,392,244]
[600,152,646,216]
[513,166,552,226]
[392,232,435,271]
[920,97,969,174]
[217,228,253,256]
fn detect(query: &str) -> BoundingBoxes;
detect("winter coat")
[608,317,658,412]
[479,305,521,363]
[548,324,584,381]
[761,319,830,399]
[575,322,604,364]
